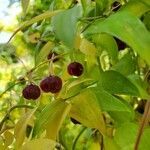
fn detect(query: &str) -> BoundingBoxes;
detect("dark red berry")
[70,118,81,124]
[114,37,127,50]
[67,62,83,76]
[40,75,62,93]
[22,84,41,100]
[47,52,59,62]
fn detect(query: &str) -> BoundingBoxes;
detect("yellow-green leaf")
[20,138,56,150]
[33,100,71,140]
[14,108,37,149]
[70,89,106,135]
[80,38,96,56]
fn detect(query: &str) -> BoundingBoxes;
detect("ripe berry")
[114,37,127,50]
[70,118,81,125]
[22,84,41,100]
[47,52,59,62]
[40,75,62,93]
[67,62,83,76]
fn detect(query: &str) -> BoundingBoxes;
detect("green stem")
[0,105,34,131]
[72,127,87,150]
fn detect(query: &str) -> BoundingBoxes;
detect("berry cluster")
[22,52,84,100]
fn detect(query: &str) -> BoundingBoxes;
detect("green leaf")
[121,0,150,17]
[114,123,150,150]
[33,99,71,140]
[92,33,118,64]
[52,6,82,48]
[100,70,139,96]
[128,74,150,99]
[20,138,56,150]
[35,41,55,65]
[69,89,106,135]
[14,108,37,149]
[104,137,120,150]
[93,88,132,112]
[111,53,136,76]
[114,123,138,150]
[21,0,30,14]
[84,11,150,66]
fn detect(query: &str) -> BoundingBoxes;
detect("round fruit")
[67,62,83,76]
[40,75,62,93]
[22,84,41,100]
[70,118,80,124]
[47,52,59,62]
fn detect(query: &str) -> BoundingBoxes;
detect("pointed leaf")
[69,89,106,135]
[84,11,150,66]
[100,70,139,96]
[52,6,82,48]
[33,100,71,140]
[93,88,132,112]
[14,108,37,149]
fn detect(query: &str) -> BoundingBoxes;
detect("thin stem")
[7,27,21,44]
[72,127,87,150]
[134,101,150,150]
[14,54,29,72]
[0,105,34,131]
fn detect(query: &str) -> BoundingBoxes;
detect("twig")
[0,105,34,131]
[134,101,150,150]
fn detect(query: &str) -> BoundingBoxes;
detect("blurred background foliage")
[0,0,150,149]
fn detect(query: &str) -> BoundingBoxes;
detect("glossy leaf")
[84,11,150,66]
[33,99,71,140]
[14,108,37,149]
[20,138,56,150]
[69,89,106,135]
[100,70,139,96]
[52,6,82,48]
